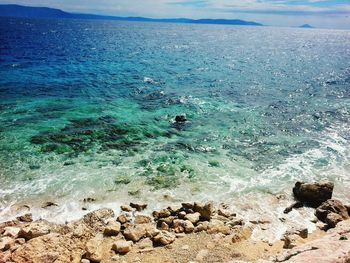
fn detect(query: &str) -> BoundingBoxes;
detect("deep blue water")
[0,17,350,220]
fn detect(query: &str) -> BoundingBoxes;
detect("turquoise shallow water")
[0,17,350,220]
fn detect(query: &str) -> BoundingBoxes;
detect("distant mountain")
[299,24,313,28]
[0,4,263,26]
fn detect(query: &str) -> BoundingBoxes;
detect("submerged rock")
[293,181,333,207]
[175,115,187,123]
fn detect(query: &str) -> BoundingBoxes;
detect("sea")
[0,17,349,237]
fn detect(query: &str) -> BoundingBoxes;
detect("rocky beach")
[1,181,350,263]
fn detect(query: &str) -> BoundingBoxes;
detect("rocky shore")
[1,181,350,263]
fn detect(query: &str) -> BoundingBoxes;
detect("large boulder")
[293,181,333,207]
[275,220,350,262]
[315,199,349,228]
[11,233,82,263]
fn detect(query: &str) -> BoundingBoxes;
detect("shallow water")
[0,17,350,223]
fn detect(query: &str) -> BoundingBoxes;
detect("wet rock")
[153,231,175,246]
[175,115,187,123]
[134,215,152,224]
[293,181,333,207]
[112,240,133,254]
[315,199,349,228]
[3,227,20,238]
[181,203,194,210]
[153,209,171,219]
[16,213,33,223]
[184,212,201,224]
[158,216,175,227]
[193,202,214,221]
[42,202,59,208]
[283,201,303,214]
[0,236,14,251]
[121,205,133,212]
[18,221,51,240]
[130,203,147,211]
[82,208,114,229]
[11,233,82,263]
[103,221,121,236]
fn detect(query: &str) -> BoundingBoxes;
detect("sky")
[1,0,350,29]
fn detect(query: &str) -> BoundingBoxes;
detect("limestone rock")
[207,219,231,235]
[184,212,201,224]
[285,227,308,239]
[293,181,333,207]
[0,236,14,251]
[134,215,152,224]
[194,202,214,221]
[158,216,175,227]
[123,225,147,242]
[153,231,175,246]
[112,240,132,254]
[16,214,33,223]
[103,221,121,236]
[173,219,185,233]
[315,199,349,228]
[129,203,147,211]
[0,250,11,263]
[117,214,129,224]
[82,208,114,229]
[120,205,133,212]
[153,209,171,219]
[137,238,153,249]
[18,221,51,240]
[11,233,82,263]
[85,236,104,262]
[3,227,21,238]
[282,234,303,249]
[195,221,209,233]
[183,220,195,233]
[275,220,350,262]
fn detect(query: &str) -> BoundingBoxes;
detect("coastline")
[1,181,350,263]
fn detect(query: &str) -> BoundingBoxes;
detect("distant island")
[299,24,313,28]
[0,4,263,26]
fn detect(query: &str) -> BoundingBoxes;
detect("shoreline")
[1,181,350,263]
